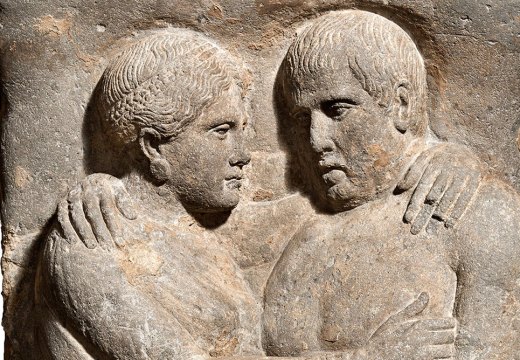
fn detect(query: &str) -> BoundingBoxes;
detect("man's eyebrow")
[321,97,360,106]
[323,90,364,102]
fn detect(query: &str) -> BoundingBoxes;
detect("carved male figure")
[264,10,520,360]
[36,30,263,359]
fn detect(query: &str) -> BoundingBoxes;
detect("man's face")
[163,84,251,214]
[288,61,408,212]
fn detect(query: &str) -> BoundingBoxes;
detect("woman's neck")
[122,171,189,225]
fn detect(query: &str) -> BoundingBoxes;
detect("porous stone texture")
[1,1,519,359]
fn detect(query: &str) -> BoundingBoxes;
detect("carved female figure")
[35,29,263,359]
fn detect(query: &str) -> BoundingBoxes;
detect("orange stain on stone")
[34,15,72,37]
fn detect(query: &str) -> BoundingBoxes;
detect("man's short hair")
[96,29,246,147]
[281,10,428,135]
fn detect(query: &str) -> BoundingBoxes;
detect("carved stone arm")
[36,226,207,360]
[452,181,520,358]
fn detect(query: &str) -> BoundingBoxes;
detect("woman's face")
[161,84,251,214]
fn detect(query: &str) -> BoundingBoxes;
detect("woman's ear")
[139,128,172,183]
[139,128,161,161]
[393,80,411,134]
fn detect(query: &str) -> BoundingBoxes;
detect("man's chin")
[309,178,363,212]
[324,184,364,212]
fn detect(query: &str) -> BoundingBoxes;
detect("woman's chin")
[184,195,240,215]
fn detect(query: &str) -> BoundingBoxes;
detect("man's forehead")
[289,63,365,106]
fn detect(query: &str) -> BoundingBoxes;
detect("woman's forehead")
[199,87,247,119]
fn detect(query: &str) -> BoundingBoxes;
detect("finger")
[410,172,451,234]
[397,151,432,191]
[83,190,113,251]
[99,187,124,247]
[373,292,429,337]
[427,343,455,359]
[404,165,441,224]
[113,182,137,220]
[410,202,436,235]
[425,172,451,205]
[415,317,457,331]
[68,188,97,249]
[446,175,480,228]
[427,329,456,345]
[396,292,430,320]
[433,174,465,222]
[404,329,455,349]
[57,200,80,244]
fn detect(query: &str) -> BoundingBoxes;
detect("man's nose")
[310,110,335,153]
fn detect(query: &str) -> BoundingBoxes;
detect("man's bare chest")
[264,215,457,353]
[314,228,457,348]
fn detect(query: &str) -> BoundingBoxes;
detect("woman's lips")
[225,177,243,189]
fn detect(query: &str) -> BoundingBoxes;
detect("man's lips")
[322,169,347,186]
[318,160,348,173]
[318,157,347,170]
[317,158,348,185]
[225,174,243,181]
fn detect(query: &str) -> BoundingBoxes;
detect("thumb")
[397,148,432,192]
[371,292,429,338]
[113,181,138,220]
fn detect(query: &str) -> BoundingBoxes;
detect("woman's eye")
[322,100,358,119]
[212,123,232,137]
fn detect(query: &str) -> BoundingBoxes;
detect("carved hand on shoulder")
[397,142,483,234]
[57,173,137,250]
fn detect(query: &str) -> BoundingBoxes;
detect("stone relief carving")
[2,2,519,360]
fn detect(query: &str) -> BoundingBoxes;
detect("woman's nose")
[229,148,251,168]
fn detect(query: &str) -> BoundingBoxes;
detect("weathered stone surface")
[1,1,519,359]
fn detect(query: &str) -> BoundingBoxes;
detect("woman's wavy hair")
[96,28,247,147]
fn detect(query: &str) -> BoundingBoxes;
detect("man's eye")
[322,100,358,119]
[212,123,232,137]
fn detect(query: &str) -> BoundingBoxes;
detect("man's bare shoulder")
[281,214,334,254]
[458,178,520,235]
[267,215,333,284]
[454,178,520,281]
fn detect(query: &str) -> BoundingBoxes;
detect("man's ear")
[393,80,411,134]
[139,128,171,182]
